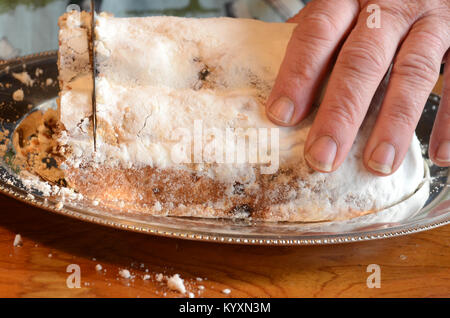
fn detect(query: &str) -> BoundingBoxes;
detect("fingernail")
[267,97,294,124]
[435,140,450,163]
[305,135,337,172]
[368,142,396,174]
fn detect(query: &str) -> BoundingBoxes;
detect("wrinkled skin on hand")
[266,0,450,175]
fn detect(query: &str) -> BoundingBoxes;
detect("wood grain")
[0,193,449,298]
[0,78,448,298]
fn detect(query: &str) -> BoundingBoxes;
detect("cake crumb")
[12,89,24,101]
[198,285,205,290]
[143,274,151,280]
[119,269,131,279]
[12,72,34,86]
[35,68,44,77]
[13,234,22,247]
[55,202,64,210]
[188,292,195,298]
[154,201,162,212]
[48,253,52,258]
[155,273,164,282]
[95,264,102,271]
[167,274,186,294]
[222,288,231,295]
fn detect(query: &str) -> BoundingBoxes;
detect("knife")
[90,0,97,152]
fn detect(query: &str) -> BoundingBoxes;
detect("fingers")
[305,5,413,172]
[429,51,450,167]
[364,16,450,175]
[266,0,359,127]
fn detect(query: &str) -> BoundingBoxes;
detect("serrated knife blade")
[90,0,97,152]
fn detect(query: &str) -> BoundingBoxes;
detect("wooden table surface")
[0,194,449,298]
[0,78,448,298]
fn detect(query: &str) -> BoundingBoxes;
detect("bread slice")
[57,12,426,221]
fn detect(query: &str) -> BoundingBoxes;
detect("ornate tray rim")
[0,51,448,246]
[1,178,448,246]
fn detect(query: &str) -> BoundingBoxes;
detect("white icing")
[58,14,426,217]
[59,74,92,132]
[60,15,298,179]
[58,12,91,87]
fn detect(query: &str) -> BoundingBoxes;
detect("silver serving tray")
[0,51,448,245]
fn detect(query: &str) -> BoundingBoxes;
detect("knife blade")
[90,0,97,152]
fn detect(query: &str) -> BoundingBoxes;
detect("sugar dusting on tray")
[167,274,186,294]
[13,234,22,247]
[0,103,84,206]
[12,89,24,101]
[12,72,35,87]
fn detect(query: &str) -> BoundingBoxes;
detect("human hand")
[266,0,450,175]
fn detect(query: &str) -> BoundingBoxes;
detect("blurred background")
[0,0,309,60]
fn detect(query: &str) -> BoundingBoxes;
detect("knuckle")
[287,23,335,82]
[301,11,340,40]
[393,52,440,86]
[294,26,333,48]
[287,59,317,83]
[284,45,319,83]
[375,1,419,25]
[324,98,361,128]
[383,99,421,129]
[420,1,450,19]
[339,40,387,80]
[409,26,447,52]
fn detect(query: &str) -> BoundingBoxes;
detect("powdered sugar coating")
[57,13,426,221]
